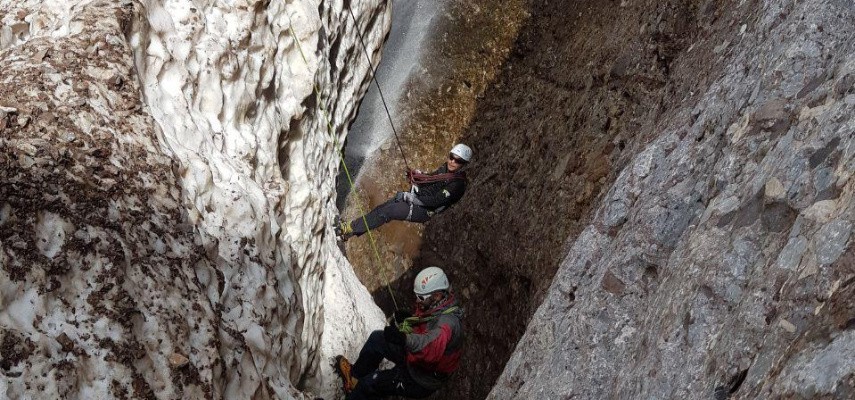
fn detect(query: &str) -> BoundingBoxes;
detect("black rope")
[345,2,411,171]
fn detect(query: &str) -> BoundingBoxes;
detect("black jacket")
[415,164,466,210]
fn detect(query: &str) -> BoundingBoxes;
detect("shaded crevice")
[406,2,713,398]
[714,367,749,399]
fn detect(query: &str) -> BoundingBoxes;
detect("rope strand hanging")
[344,2,412,172]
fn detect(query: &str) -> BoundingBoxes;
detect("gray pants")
[349,196,430,236]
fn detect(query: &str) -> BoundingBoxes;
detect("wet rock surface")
[341,0,529,296]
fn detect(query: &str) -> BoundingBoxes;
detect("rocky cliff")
[0,1,389,399]
[486,0,855,398]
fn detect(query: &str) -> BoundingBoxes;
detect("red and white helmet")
[414,266,450,295]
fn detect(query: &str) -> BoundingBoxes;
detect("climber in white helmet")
[337,144,472,241]
[334,266,464,399]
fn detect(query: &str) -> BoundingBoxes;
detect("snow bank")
[0,0,389,398]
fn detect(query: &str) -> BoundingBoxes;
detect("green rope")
[344,2,411,171]
[397,306,460,334]
[286,12,399,310]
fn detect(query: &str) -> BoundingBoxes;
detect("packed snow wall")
[0,0,388,398]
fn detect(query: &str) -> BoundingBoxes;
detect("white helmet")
[450,144,472,162]
[413,266,450,295]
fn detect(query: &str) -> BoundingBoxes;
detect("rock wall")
[0,0,389,399]
[490,0,855,398]
[414,0,694,397]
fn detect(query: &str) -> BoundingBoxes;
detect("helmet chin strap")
[419,291,450,312]
[417,297,435,311]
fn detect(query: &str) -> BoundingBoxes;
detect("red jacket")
[404,296,464,389]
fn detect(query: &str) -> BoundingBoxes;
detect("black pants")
[349,195,431,236]
[347,331,434,400]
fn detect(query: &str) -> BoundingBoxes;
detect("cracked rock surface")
[488,0,855,398]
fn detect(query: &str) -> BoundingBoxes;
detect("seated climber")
[336,144,472,241]
[334,266,464,400]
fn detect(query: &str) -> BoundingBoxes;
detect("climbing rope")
[398,305,459,334]
[285,12,400,311]
[408,169,466,185]
[344,2,412,172]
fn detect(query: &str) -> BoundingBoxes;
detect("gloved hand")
[401,192,416,203]
[384,325,406,346]
[392,309,413,325]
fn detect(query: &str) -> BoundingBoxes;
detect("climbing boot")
[333,355,358,394]
[335,220,354,241]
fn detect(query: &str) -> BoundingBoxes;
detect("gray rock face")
[491,0,855,398]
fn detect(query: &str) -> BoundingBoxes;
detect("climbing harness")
[407,170,466,215]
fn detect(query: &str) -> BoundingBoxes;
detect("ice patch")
[148,5,174,33]
[34,211,72,259]
[0,287,40,330]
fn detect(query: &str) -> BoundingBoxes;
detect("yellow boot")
[334,355,358,393]
[336,221,354,241]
